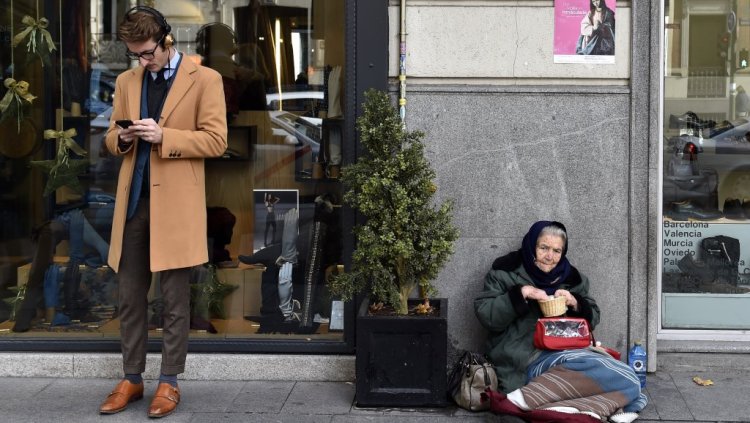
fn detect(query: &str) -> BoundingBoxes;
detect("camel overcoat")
[105,57,227,273]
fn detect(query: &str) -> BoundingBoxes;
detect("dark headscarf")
[520,220,571,295]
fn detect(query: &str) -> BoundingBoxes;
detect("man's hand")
[125,118,163,144]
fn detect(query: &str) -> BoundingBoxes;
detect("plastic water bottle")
[628,341,647,388]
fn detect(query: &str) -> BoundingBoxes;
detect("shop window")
[0,0,349,348]
[662,0,750,331]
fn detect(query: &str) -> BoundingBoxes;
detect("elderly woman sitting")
[474,221,647,422]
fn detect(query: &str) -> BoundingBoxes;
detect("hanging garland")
[13,14,56,66]
[30,129,88,196]
[14,16,56,54]
[1,1,37,133]
[3,284,27,322]
[29,0,88,196]
[0,78,36,132]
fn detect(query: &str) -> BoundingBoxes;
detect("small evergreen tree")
[329,89,458,315]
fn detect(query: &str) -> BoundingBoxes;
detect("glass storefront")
[0,0,351,348]
[662,0,750,331]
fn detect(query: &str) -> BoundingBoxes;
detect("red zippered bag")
[533,317,592,350]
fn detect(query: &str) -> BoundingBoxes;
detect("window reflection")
[0,0,346,343]
[662,0,750,330]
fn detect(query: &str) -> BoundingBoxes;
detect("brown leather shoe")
[147,383,180,418]
[99,379,144,414]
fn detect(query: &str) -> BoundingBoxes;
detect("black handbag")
[700,235,740,285]
[447,351,498,411]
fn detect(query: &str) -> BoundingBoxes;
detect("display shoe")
[99,379,144,414]
[282,299,302,323]
[743,199,750,219]
[677,254,714,283]
[147,383,180,418]
[669,201,723,221]
[190,315,217,333]
[722,198,745,220]
[11,306,36,332]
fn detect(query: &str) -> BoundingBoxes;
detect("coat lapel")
[126,67,144,121]
[160,57,196,123]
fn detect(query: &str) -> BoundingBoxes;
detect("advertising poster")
[253,189,299,252]
[554,0,616,64]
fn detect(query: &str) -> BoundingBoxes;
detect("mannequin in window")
[264,192,280,247]
[12,208,111,332]
[196,23,241,120]
[235,41,271,111]
[197,23,268,118]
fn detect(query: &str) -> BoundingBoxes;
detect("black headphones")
[195,22,237,56]
[125,5,173,48]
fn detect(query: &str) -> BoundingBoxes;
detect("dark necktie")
[155,68,166,84]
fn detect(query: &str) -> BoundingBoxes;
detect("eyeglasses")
[125,35,164,61]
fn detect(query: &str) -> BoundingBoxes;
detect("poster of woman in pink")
[554,0,616,64]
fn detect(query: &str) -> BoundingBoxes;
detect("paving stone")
[175,380,246,413]
[670,371,750,422]
[643,371,694,420]
[0,374,745,422]
[281,381,355,415]
[228,380,295,413]
[190,413,334,423]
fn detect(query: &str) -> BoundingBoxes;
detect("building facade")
[1,0,747,377]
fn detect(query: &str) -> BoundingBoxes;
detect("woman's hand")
[522,285,549,301]
[554,289,578,311]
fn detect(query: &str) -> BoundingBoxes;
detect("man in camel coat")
[99,6,227,418]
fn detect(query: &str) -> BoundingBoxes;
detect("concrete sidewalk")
[1,369,748,422]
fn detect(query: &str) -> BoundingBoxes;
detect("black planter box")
[355,298,448,407]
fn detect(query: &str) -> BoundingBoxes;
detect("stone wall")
[384,0,654,360]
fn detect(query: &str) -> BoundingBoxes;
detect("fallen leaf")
[692,376,714,386]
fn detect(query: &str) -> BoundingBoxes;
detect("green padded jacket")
[473,251,601,392]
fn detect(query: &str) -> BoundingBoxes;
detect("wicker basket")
[538,296,567,317]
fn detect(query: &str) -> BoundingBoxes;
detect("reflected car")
[269,110,322,158]
[86,70,117,115]
[266,90,324,116]
[666,113,750,203]
[88,106,123,184]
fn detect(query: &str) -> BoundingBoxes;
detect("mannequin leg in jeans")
[278,262,294,319]
[13,209,110,332]
[13,220,66,332]
[277,209,299,321]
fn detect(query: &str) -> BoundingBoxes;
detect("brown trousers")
[118,199,191,376]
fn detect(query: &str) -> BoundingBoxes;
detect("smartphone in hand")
[115,119,134,129]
